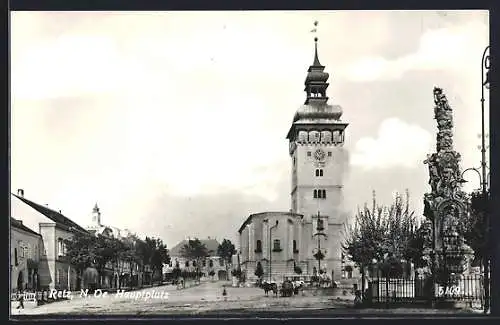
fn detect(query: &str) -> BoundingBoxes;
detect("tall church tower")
[286,30,349,281]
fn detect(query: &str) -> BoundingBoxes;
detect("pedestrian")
[222,285,228,301]
[16,291,24,309]
[353,290,362,308]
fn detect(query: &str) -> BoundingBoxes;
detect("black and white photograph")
[9,10,493,317]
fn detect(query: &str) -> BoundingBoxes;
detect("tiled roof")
[10,218,41,237]
[12,194,88,234]
[169,238,220,257]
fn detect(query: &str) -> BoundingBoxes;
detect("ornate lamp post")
[481,45,491,314]
[267,220,279,282]
[313,211,327,287]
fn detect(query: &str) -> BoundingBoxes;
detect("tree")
[463,190,489,266]
[217,239,236,265]
[294,264,303,275]
[343,190,419,287]
[92,234,119,286]
[181,238,208,281]
[64,231,97,289]
[150,238,170,284]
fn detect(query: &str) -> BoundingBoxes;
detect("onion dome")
[303,37,331,105]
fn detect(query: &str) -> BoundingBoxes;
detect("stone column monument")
[423,87,474,290]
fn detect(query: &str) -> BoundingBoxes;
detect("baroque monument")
[423,87,474,285]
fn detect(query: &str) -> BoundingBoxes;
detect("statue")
[423,87,473,285]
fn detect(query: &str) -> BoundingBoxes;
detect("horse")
[292,280,305,295]
[281,280,294,297]
[262,281,278,297]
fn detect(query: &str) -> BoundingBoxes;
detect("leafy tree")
[343,190,419,287]
[92,234,118,286]
[463,190,489,266]
[181,238,208,280]
[64,231,97,289]
[150,238,170,284]
[217,239,236,265]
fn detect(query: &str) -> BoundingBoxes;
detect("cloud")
[342,19,488,82]
[350,118,433,170]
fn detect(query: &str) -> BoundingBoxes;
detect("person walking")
[16,291,25,309]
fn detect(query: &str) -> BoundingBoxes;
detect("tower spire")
[303,20,329,105]
[311,21,322,66]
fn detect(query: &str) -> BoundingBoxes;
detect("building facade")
[10,218,42,292]
[238,212,308,282]
[11,190,89,291]
[238,36,349,282]
[167,238,229,280]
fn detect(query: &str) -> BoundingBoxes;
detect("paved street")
[11,281,476,316]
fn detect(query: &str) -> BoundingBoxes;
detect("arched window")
[57,238,64,257]
[322,189,326,198]
[202,259,206,267]
[320,169,323,177]
[293,240,298,253]
[315,169,319,177]
[14,248,18,266]
[313,190,318,198]
[185,261,190,267]
[256,240,262,252]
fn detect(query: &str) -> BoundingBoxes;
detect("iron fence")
[367,273,489,307]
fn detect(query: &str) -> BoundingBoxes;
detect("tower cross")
[310,20,318,34]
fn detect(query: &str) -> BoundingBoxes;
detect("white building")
[238,36,350,283]
[167,238,229,280]
[10,190,89,291]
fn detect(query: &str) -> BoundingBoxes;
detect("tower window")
[328,151,332,157]
[307,151,311,157]
[293,157,296,165]
[255,240,262,253]
[293,240,298,253]
[273,239,282,251]
[316,169,323,177]
[314,189,327,199]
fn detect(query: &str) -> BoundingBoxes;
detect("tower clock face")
[314,148,326,162]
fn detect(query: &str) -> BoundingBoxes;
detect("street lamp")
[268,220,279,282]
[480,44,491,314]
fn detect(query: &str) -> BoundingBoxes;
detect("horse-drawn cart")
[280,280,294,297]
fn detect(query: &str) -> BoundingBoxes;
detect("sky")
[10,10,489,249]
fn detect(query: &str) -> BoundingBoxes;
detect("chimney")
[17,189,24,197]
